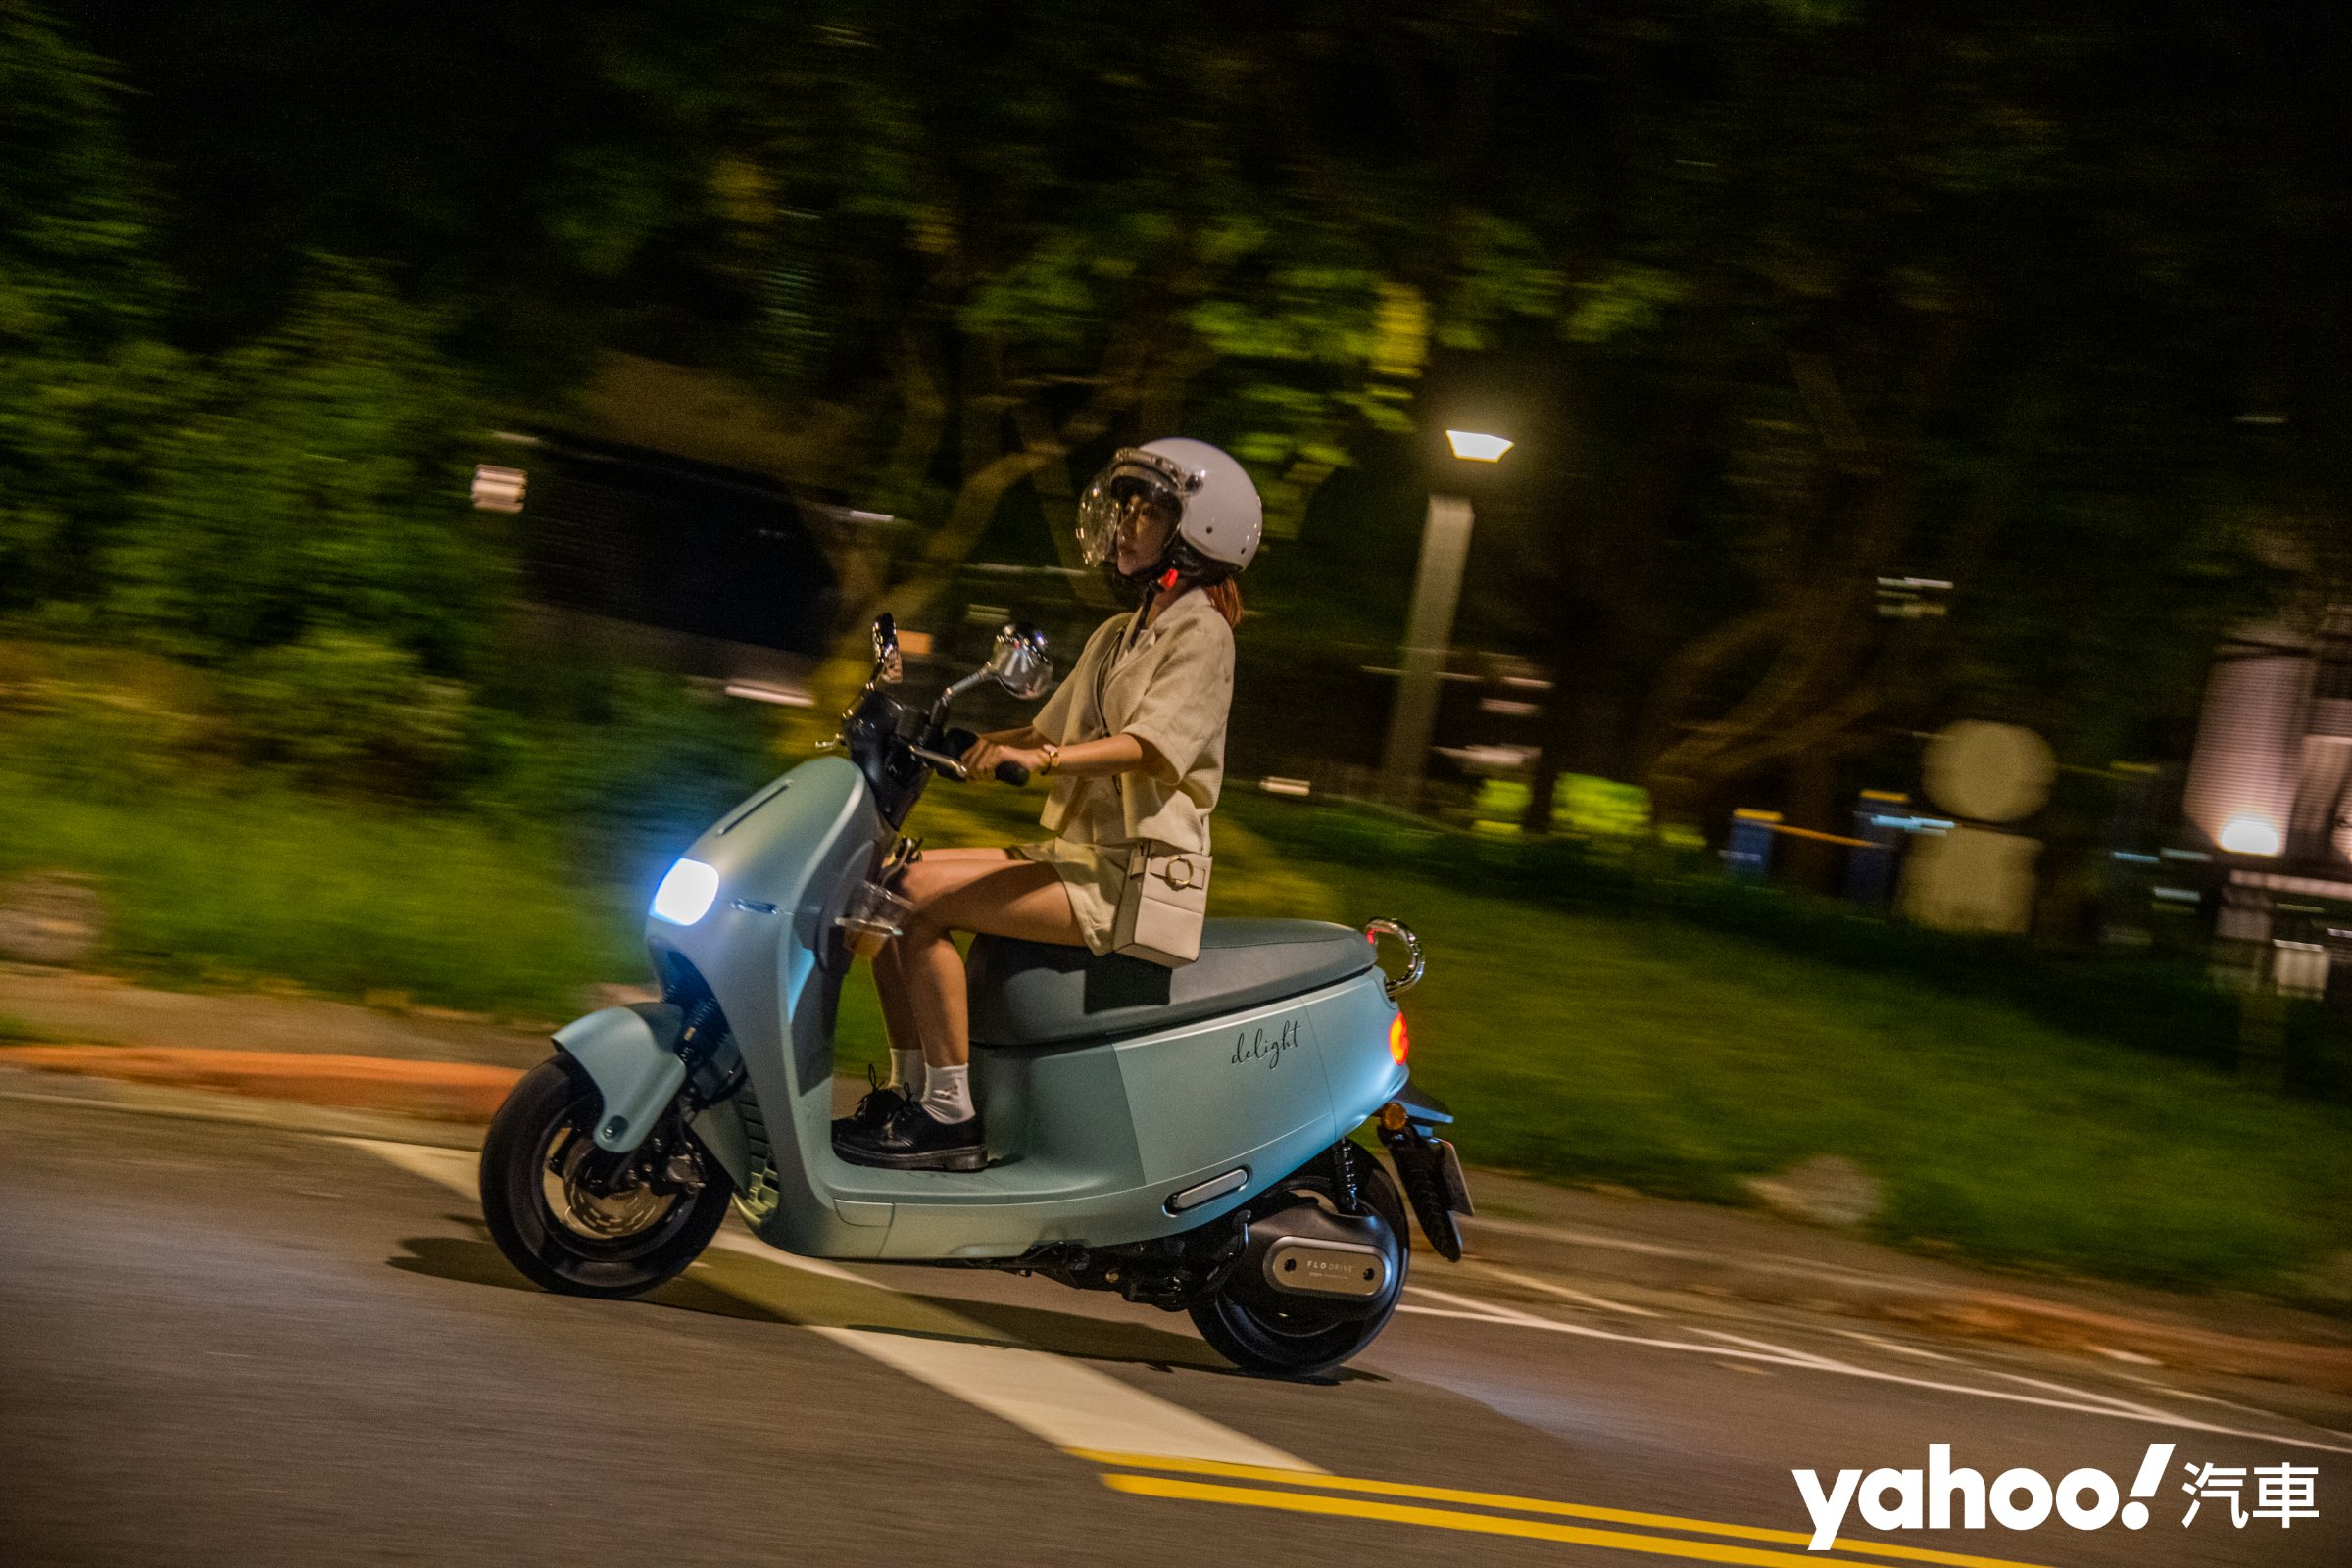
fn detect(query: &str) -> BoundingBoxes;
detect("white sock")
[920,1062,974,1123]
[890,1049,926,1097]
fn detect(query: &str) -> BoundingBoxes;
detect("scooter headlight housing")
[651,858,721,926]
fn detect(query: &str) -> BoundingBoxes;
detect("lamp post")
[1378,429,1513,807]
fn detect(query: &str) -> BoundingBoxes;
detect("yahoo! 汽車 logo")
[1792,1445,2319,1550]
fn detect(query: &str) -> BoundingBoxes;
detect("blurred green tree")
[107,262,502,678]
[0,0,185,621]
[25,0,2348,852]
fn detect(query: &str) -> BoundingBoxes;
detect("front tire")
[479,1055,730,1298]
[1190,1147,1409,1379]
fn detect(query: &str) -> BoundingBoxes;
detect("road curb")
[0,1044,520,1124]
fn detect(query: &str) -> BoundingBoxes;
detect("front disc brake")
[544,1127,674,1240]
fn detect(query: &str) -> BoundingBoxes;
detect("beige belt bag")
[1112,841,1211,966]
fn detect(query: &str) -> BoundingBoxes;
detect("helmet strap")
[1110,540,1228,606]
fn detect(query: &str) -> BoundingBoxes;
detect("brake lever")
[906,744,969,781]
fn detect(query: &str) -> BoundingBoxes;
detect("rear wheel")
[1189,1145,1409,1379]
[479,1055,730,1298]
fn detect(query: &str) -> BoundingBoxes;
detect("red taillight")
[1389,1011,1409,1064]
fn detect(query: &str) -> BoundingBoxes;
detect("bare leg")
[870,941,921,1059]
[871,847,1006,1058]
[886,854,1085,1069]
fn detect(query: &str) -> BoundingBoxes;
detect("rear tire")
[479,1055,730,1298]
[1189,1147,1409,1379]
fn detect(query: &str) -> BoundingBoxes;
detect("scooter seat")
[965,918,1377,1048]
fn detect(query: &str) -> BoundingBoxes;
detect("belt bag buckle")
[1113,841,1211,966]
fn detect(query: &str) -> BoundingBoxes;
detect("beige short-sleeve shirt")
[1011,590,1235,953]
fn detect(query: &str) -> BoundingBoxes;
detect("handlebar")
[906,740,1030,786]
[905,743,969,780]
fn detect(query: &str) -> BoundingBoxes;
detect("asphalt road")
[3,1091,2345,1568]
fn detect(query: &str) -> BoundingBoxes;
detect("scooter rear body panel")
[844,970,1403,1258]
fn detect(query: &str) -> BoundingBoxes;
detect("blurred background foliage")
[3,0,2336,803]
[3,0,2344,966]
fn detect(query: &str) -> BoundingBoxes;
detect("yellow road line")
[1072,1451,2056,1568]
[1102,1474,1903,1567]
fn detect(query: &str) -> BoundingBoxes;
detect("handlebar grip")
[994,760,1031,787]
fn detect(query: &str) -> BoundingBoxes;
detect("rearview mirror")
[987,623,1052,700]
[870,612,904,685]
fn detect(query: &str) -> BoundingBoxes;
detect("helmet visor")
[1076,451,1186,567]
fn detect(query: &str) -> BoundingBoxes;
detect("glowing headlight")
[2218,813,2281,857]
[651,858,721,925]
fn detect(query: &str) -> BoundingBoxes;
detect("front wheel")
[479,1055,730,1298]
[1190,1148,1409,1379]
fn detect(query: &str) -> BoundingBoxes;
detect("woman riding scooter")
[833,438,1260,1171]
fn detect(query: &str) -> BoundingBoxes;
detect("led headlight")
[2218,812,2281,857]
[651,858,721,925]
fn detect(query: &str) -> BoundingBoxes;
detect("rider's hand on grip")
[994,760,1030,786]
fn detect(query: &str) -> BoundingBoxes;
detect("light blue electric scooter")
[480,616,1471,1375]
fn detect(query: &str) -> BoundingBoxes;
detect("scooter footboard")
[552,1004,687,1152]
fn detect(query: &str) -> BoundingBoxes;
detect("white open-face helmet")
[1076,437,1262,577]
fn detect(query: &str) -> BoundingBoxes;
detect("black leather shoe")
[830,1067,913,1142]
[833,1100,987,1172]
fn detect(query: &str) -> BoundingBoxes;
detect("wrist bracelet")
[1040,743,1060,775]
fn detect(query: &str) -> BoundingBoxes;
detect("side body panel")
[840,969,1407,1259]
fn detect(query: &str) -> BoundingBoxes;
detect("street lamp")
[1445,429,1514,463]
[1378,430,1511,806]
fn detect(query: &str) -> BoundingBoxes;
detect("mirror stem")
[928,668,994,725]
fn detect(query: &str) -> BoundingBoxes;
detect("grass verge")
[0,774,640,1021]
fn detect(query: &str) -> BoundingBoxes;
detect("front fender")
[552,1004,686,1152]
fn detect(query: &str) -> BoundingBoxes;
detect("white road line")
[1404,1283,1569,1328]
[1979,1369,2179,1422]
[1831,1329,2228,1426]
[705,1224,865,1279]
[1385,1298,2352,1456]
[1467,1264,1658,1317]
[822,1329,1313,1468]
[339,1137,1316,1473]
[353,1137,479,1194]
[1696,1330,1859,1371]
[2113,1372,2302,1423]
[1399,1303,1829,1366]
[1832,1328,1957,1363]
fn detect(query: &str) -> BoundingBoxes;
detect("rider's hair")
[1203,577,1243,626]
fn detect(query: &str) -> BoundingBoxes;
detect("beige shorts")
[1008,839,1129,956]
